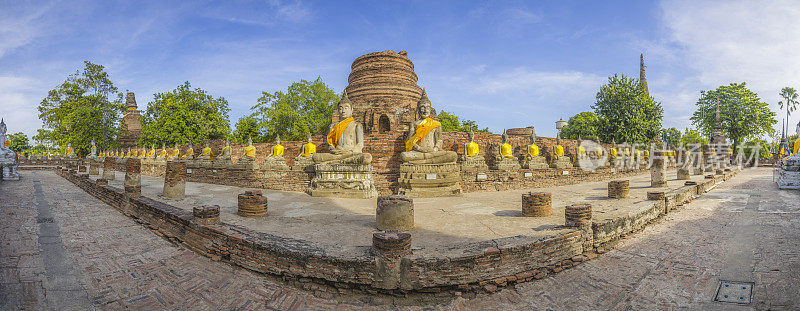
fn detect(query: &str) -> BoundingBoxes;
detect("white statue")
[0,118,20,180]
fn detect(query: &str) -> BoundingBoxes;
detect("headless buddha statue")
[401,90,457,164]
[312,91,372,165]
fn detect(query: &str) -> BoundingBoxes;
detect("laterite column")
[102,157,115,180]
[193,205,220,225]
[608,180,629,198]
[522,192,552,217]
[650,150,667,187]
[124,158,141,197]
[565,203,593,252]
[376,195,414,231]
[162,160,186,200]
[372,230,412,289]
[237,190,267,217]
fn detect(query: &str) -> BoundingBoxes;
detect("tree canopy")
[231,116,264,144]
[660,127,682,148]
[250,78,338,141]
[438,111,489,133]
[741,138,771,159]
[6,132,30,153]
[592,74,663,144]
[690,82,776,150]
[559,112,599,139]
[37,61,124,156]
[139,81,231,147]
[680,128,708,146]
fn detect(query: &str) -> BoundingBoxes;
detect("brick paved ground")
[1,168,797,310]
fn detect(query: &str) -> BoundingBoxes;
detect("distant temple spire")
[639,53,649,96]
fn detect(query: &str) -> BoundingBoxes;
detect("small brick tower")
[119,92,142,148]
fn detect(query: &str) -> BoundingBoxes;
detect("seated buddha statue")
[169,144,180,160]
[183,143,195,160]
[244,136,256,159]
[293,134,316,171]
[493,130,521,171]
[198,142,213,160]
[400,90,457,165]
[262,135,288,170]
[312,91,372,165]
[550,136,573,169]
[523,132,548,169]
[156,144,167,160]
[89,139,97,158]
[146,144,156,158]
[461,130,488,171]
[65,143,75,158]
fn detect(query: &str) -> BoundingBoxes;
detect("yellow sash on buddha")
[555,145,564,157]
[405,117,441,152]
[466,142,479,157]
[578,146,586,155]
[302,143,316,157]
[501,143,513,158]
[272,144,284,156]
[201,147,212,156]
[327,117,354,147]
[794,140,800,154]
[528,144,539,158]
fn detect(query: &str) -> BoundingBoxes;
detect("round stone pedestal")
[565,203,592,227]
[372,230,412,259]
[521,192,552,217]
[608,180,630,198]
[238,190,267,217]
[162,161,186,200]
[376,195,414,231]
[193,205,221,224]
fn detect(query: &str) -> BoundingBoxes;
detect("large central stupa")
[336,50,426,135]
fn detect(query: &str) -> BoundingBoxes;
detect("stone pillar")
[102,157,115,180]
[650,150,667,187]
[78,160,87,173]
[193,205,220,224]
[608,180,630,198]
[646,191,665,201]
[125,158,141,188]
[162,160,186,200]
[677,166,691,180]
[376,195,414,231]
[521,192,552,217]
[371,230,413,290]
[88,161,99,175]
[565,203,593,252]
[237,190,267,217]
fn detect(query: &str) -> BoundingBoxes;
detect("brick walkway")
[1,168,798,310]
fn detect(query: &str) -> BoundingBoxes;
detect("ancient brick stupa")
[119,92,142,148]
[339,50,425,135]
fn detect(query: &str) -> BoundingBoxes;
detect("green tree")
[690,82,776,150]
[251,78,338,141]
[37,61,124,156]
[778,87,798,137]
[139,81,231,147]
[438,111,489,132]
[680,128,708,146]
[660,127,682,148]
[559,112,599,139]
[6,132,30,153]
[740,138,770,159]
[231,116,264,144]
[592,74,663,144]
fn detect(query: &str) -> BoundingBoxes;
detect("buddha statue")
[157,144,167,160]
[293,134,316,171]
[198,142,213,160]
[522,132,548,170]
[493,130,521,171]
[576,136,587,160]
[308,91,376,198]
[461,130,488,171]
[244,136,256,158]
[169,144,180,160]
[146,144,156,158]
[65,143,75,158]
[261,135,288,170]
[89,139,97,159]
[400,90,457,165]
[550,136,573,169]
[233,136,258,169]
[312,91,372,165]
[184,143,194,160]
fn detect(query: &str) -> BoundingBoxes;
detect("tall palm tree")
[778,87,798,137]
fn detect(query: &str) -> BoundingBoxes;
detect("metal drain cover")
[715,280,753,304]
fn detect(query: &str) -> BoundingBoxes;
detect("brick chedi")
[119,92,142,148]
[341,50,424,134]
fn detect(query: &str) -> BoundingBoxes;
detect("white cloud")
[655,0,800,135]
[0,2,53,58]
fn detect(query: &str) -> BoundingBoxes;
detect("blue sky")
[2,0,800,140]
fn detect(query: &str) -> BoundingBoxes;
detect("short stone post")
[650,150,667,187]
[376,195,414,231]
[608,180,629,198]
[162,160,186,200]
[565,203,593,252]
[646,191,665,201]
[193,205,220,225]
[522,192,552,217]
[88,161,100,175]
[237,190,267,217]
[372,230,412,289]
[102,157,115,180]
[124,158,141,189]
